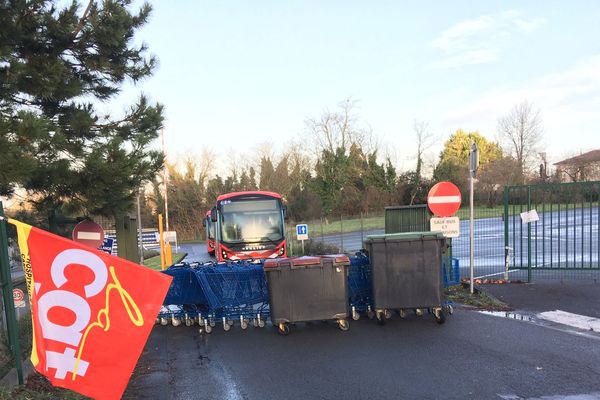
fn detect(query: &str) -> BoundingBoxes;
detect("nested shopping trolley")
[159,261,270,333]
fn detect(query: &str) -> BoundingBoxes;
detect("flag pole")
[0,203,23,384]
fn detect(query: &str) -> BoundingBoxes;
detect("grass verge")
[0,372,89,399]
[445,284,511,311]
[143,252,187,270]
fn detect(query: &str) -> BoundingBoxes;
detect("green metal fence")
[384,205,430,234]
[504,181,600,281]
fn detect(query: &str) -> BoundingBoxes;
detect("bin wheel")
[338,319,350,331]
[434,309,446,325]
[399,309,407,319]
[384,309,392,319]
[277,323,290,336]
[376,311,386,326]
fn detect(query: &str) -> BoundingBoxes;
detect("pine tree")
[0,0,164,231]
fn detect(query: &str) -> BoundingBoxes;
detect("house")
[553,149,600,182]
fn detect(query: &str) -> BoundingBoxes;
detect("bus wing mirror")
[210,207,218,222]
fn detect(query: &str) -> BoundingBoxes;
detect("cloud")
[439,55,600,158]
[430,11,547,69]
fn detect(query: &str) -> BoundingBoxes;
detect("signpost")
[296,224,308,254]
[469,142,479,294]
[430,216,460,238]
[12,288,25,308]
[72,219,105,249]
[427,181,462,294]
[13,288,25,320]
[427,181,462,217]
[99,237,114,255]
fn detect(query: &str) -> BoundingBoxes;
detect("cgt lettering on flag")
[10,219,172,400]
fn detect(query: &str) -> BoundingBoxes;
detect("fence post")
[340,214,344,252]
[527,186,532,283]
[503,186,510,280]
[0,202,23,385]
[360,212,364,249]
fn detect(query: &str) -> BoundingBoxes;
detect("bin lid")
[263,256,322,269]
[365,231,445,242]
[320,254,350,265]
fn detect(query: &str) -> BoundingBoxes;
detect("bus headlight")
[278,246,285,256]
[221,250,228,259]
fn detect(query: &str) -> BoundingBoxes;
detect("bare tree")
[407,120,436,205]
[413,119,435,179]
[497,101,543,179]
[304,98,372,156]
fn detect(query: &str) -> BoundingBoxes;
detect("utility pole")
[469,141,479,295]
[161,128,170,231]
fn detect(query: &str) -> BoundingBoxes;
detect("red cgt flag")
[10,219,172,400]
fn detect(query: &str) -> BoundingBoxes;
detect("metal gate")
[504,181,600,281]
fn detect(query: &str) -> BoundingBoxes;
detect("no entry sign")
[427,181,462,217]
[72,219,105,248]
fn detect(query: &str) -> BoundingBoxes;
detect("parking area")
[124,308,600,400]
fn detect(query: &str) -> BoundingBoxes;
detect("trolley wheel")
[367,310,375,320]
[209,320,216,328]
[352,310,360,321]
[201,324,212,334]
[223,322,231,332]
[376,311,386,326]
[227,319,234,326]
[258,319,265,328]
[434,310,446,325]
[415,308,424,317]
[399,309,407,319]
[384,309,392,319]
[277,323,290,336]
[185,319,194,327]
[160,317,168,326]
[241,320,248,330]
[252,319,258,328]
[338,319,350,331]
[445,304,454,315]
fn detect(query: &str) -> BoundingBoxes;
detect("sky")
[111,1,600,174]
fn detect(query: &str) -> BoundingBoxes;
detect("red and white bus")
[202,210,216,256]
[210,191,287,262]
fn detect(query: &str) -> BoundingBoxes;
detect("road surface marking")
[537,310,600,332]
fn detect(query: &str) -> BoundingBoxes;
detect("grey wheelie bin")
[263,255,350,335]
[364,232,449,325]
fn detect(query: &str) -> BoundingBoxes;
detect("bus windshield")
[220,199,284,243]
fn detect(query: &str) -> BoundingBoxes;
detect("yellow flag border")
[8,219,39,367]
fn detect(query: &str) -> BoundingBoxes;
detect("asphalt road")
[124,309,600,400]
[317,207,600,280]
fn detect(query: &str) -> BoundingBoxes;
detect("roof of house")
[553,149,600,166]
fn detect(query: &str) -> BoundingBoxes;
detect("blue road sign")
[296,224,307,235]
[295,224,308,240]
